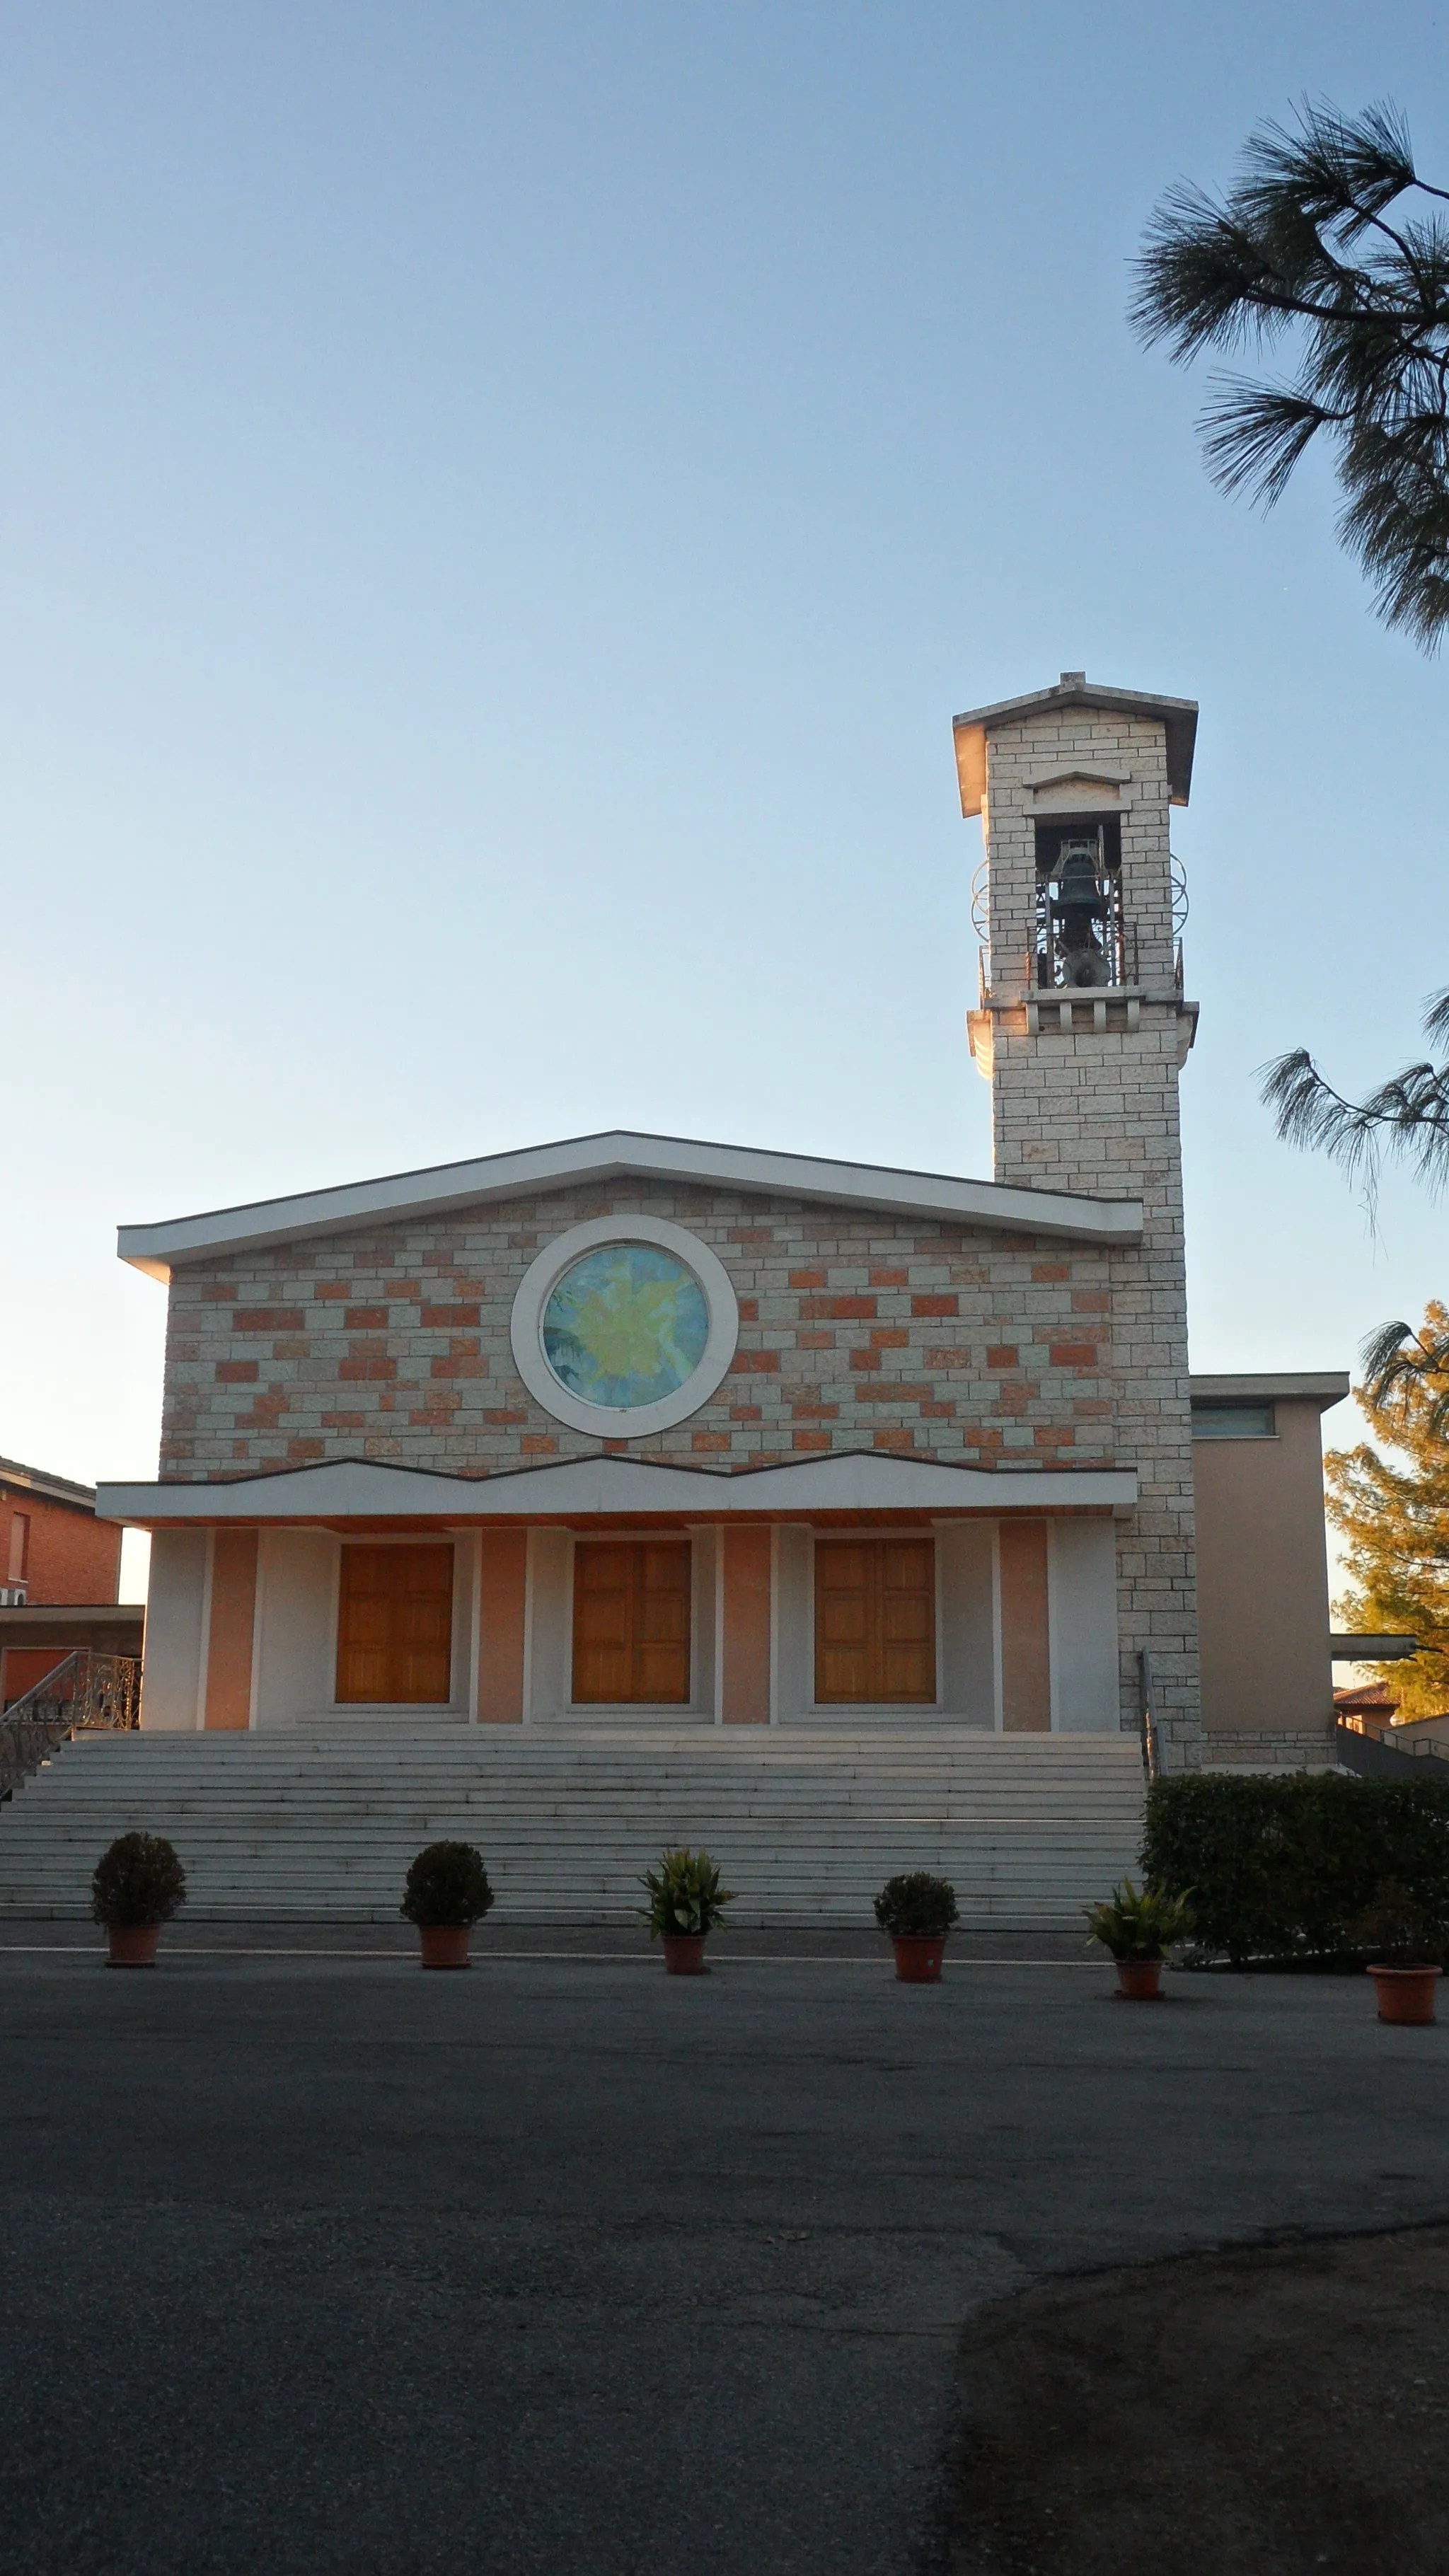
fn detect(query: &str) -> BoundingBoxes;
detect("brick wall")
[0,1485,122,1605]
[156,1177,1123,1484]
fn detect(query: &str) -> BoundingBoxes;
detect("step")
[0,1728,1145,1926]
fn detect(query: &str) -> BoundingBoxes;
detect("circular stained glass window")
[541,1242,710,1411]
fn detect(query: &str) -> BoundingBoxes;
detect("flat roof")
[952,671,1198,815]
[1191,1373,1350,1411]
[117,1130,1144,1281]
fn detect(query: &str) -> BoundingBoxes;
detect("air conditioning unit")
[0,1586,28,1606]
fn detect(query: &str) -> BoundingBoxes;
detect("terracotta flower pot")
[882,1937,949,1978]
[662,1934,708,1975]
[891,1933,947,1983]
[1114,1956,1164,2000]
[107,1924,161,1968]
[417,1924,471,1970]
[1368,1963,1441,2026]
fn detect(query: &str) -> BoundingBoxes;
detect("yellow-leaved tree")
[1327,1299,1449,1717]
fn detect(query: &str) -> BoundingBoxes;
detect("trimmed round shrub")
[91,1833,187,1929]
[874,1871,959,1938]
[401,1842,495,1928]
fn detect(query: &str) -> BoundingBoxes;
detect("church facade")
[98,674,1341,1772]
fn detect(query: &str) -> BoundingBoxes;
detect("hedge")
[1141,1772,1449,1963]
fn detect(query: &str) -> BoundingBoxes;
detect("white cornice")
[96,1452,1138,1523]
[116,1131,1143,1281]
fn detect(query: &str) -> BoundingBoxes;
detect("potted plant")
[640,1847,733,1973]
[874,1872,959,1982]
[91,1832,187,1967]
[1083,1878,1194,1999]
[1351,1882,1445,2026]
[400,1841,494,1968]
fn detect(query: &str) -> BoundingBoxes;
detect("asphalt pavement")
[1,1934,1445,2575]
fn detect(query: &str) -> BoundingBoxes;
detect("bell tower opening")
[1033,817,1129,990]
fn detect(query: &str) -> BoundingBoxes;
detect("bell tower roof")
[952,671,1199,816]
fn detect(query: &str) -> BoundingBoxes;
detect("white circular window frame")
[509,1214,740,1438]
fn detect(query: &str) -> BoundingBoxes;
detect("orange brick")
[986,1345,1018,1369]
[322,1411,366,1430]
[729,1350,781,1373]
[233,1308,306,1333]
[1050,1343,1098,1368]
[854,1382,931,1403]
[868,1267,909,1287]
[1034,1426,1076,1448]
[737,1297,759,1322]
[216,1360,259,1384]
[316,1283,350,1302]
[345,1306,389,1329]
[920,1401,956,1418]
[870,1327,910,1348]
[201,1283,238,1302]
[873,1427,916,1452]
[521,1434,558,1454]
[793,1430,831,1451]
[431,1355,488,1378]
[339,1358,397,1381]
[912,1293,957,1317]
[792,1400,838,1420]
[790,1269,828,1288]
[801,1295,875,1320]
[850,1348,882,1371]
[731,1405,763,1422]
[287,1438,325,1463]
[1072,1289,1111,1313]
[799,1329,835,1351]
[692,1431,730,1452]
[1032,1263,1070,1283]
[422,1303,480,1327]
[485,1409,527,1426]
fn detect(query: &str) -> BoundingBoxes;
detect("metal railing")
[1334,1711,1449,1768]
[1,1650,142,1798]
[1138,1650,1162,1782]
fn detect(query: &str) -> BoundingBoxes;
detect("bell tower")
[956,671,1203,1764]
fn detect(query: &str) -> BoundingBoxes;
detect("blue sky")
[4,1,1446,1592]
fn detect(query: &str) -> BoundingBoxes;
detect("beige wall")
[1194,1400,1332,1763]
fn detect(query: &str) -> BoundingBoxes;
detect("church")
[4,674,1349,1922]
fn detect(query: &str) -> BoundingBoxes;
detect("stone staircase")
[0,1726,1146,1925]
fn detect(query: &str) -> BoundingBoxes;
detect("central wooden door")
[335,1543,455,1705]
[572,1540,691,1705]
[814,1535,936,1705]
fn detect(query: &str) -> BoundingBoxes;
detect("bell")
[1061,943,1111,988]
[1053,841,1107,919]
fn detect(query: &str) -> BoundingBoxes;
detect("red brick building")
[0,1456,139,1711]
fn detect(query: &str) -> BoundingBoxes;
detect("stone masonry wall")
[156,1176,1124,1484]
[980,703,1202,1766]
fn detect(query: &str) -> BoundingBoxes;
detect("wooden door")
[814,1537,936,1704]
[335,1543,454,1704]
[572,1541,691,1705]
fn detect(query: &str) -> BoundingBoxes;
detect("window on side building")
[1190,1402,1276,1438]
[572,1540,691,1705]
[814,1536,937,1704]
[335,1542,455,1704]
